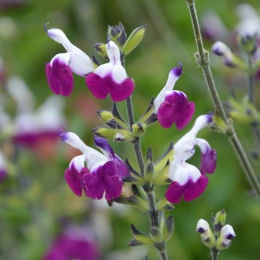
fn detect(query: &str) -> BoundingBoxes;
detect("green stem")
[125,97,168,260]
[186,0,260,196]
[210,248,219,260]
[247,56,260,147]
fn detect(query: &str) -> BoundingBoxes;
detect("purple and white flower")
[154,65,195,130]
[0,151,7,182]
[7,77,66,148]
[202,10,228,42]
[45,28,94,96]
[61,132,129,201]
[211,41,235,67]
[44,225,100,260]
[196,219,210,234]
[217,224,236,249]
[86,41,135,102]
[236,4,260,39]
[166,114,217,204]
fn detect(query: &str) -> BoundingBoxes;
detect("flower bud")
[108,23,127,46]
[213,209,226,234]
[196,219,216,248]
[216,224,236,250]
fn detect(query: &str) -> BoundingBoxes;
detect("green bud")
[132,122,147,137]
[93,127,115,138]
[113,129,134,142]
[108,22,127,47]
[214,209,226,234]
[238,34,258,55]
[123,25,146,55]
[97,110,114,122]
[94,42,108,59]
[154,143,174,174]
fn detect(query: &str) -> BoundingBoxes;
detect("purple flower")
[61,132,129,201]
[44,227,100,260]
[154,65,195,130]
[86,41,135,102]
[166,114,217,204]
[45,28,94,96]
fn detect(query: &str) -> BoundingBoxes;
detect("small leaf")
[123,25,146,55]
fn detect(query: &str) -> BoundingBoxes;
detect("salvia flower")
[61,132,129,201]
[196,219,216,248]
[236,4,260,39]
[202,10,228,42]
[0,151,7,182]
[196,219,210,234]
[44,226,100,260]
[7,77,66,148]
[86,40,135,102]
[166,114,217,204]
[46,28,95,96]
[154,65,195,130]
[211,41,236,67]
[216,224,236,250]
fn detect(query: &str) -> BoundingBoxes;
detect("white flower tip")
[221,224,236,240]
[47,28,68,45]
[211,41,231,56]
[236,4,256,19]
[193,113,212,132]
[107,40,121,64]
[196,219,209,233]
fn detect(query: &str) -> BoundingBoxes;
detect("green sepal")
[113,129,134,143]
[123,25,146,55]
[94,42,108,59]
[154,143,174,173]
[162,215,174,242]
[156,198,175,211]
[229,97,260,124]
[139,98,157,126]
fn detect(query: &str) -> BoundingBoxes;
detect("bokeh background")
[0,0,260,259]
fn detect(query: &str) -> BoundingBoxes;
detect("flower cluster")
[196,210,236,252]
[45,24,217,205]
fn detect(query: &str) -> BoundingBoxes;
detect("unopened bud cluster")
[196,210,236,251]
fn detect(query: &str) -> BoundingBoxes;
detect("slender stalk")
[125,97,169,260]
[247,56,260,146]
[186,0,260,196]
[210,248,219,260]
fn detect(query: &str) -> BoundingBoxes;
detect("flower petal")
[85,72,110,100]
[154,64,183,111]
[69,51,94,76]
[183,175,208,202]
[109,77,135,102]
[65,166,82,197]
[94,136,115,158]
[46,55,74,96]
[157,91,195,129]
[166,181,184,204]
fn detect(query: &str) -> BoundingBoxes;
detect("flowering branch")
[185,0,260,196]
[125,94,169,260]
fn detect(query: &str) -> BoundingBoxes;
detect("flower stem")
[186,0,260,196]
[210,248,219,260]
[247,56,260,146]
[125,97,169,260]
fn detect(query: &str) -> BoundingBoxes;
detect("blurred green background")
[0,0,260,259]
